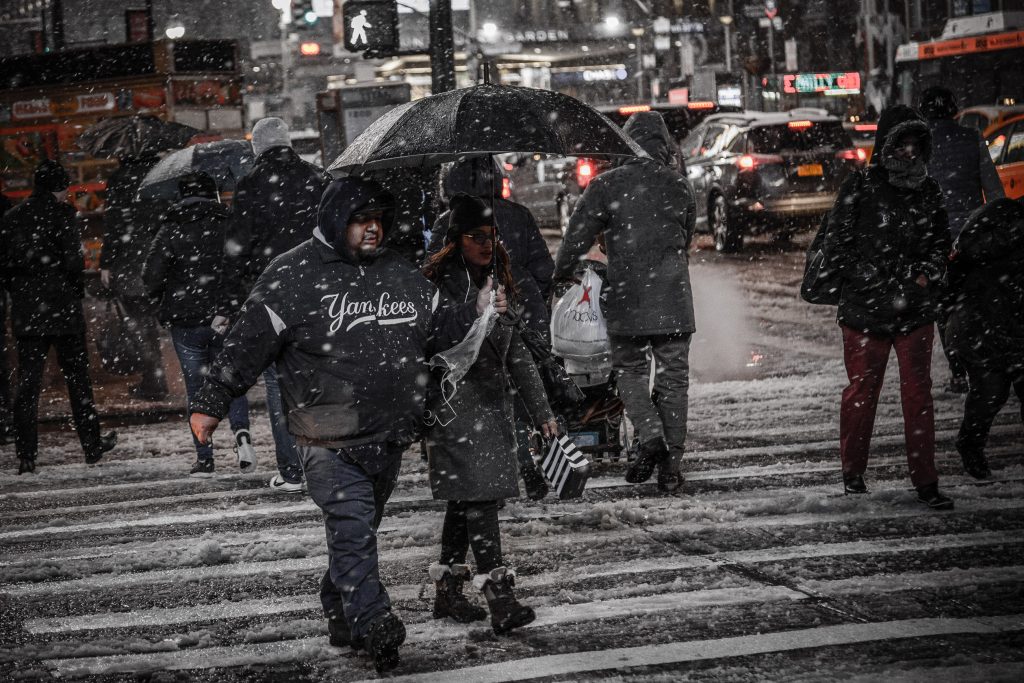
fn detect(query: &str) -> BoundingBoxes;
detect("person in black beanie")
[0,160,117,473]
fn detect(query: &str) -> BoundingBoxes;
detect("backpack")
[801,171,862,305]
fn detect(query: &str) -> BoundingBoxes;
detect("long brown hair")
[423,240,520,301]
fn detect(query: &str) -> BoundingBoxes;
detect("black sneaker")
[85,432,118,465]
[917,483,954,510]
[843,473,868,494]
[17,458,36,475]
[657,465,684,493]
[957,444,992,480]
[190,459,215,477]
[626,437,668,484]
[363,612,405,673]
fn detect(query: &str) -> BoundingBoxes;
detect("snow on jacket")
[824,118,952,337]
[192,178,478,451]
[224,146,329,298]
[99,154,166,295]
[926,118,1004,239]
[429,158,555,336]
[943,198,1024,375]
[141,197,243,327]
[424,259,553,501]
[553,111,697,337]
[0,189,86,337]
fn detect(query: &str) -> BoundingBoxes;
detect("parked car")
[682,110,864,252]
[984,113,1024,199]
[957,105,1024,137]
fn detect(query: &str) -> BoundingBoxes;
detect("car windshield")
[749,122,852,153]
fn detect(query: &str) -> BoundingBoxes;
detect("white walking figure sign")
[350,10,371,46]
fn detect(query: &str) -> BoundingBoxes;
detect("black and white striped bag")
[540,435,591,500]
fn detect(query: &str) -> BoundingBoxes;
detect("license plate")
[797,163,823,177]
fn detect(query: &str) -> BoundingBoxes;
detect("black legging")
[959,366,1024,456]
[439,500,503,574]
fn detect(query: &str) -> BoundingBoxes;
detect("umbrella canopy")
[137,139,254,202]
[77,115,201,159]
[329,84,645,174]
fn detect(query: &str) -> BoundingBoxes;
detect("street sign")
[342,0,398,54]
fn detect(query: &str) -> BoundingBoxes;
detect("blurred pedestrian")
[823,105,953,509]
[188,177,499,673]
[225,117,329,494]
[0,160,117,474]
[554,111,697,492]
[100,152,169,401]
[142,172,255,477]
[430,157,556,499]
[943,198,1024,479]
[919,86,1005,394]
[0,190,12,444]
[422,193,557,634]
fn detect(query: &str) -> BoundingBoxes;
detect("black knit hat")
[34,159,70,192]
[919,86,958,120]
[446,193,494,243]
[178,171,218,199]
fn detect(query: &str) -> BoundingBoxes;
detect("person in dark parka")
[942,197,1024,479]
[224,117,330,494]
[99,152,169,400]
[919,86,1005,394]
[0,161,116,473]
[422,193,558,635]
[554,111,697,492]
[142,172,255,477]
[823,105,953,509]
[189,176,501,673]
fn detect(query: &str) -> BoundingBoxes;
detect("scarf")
[882,152,928,189]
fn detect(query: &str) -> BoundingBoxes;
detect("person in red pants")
[823,105,954,509]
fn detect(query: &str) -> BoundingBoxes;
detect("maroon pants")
[839,324,938,489]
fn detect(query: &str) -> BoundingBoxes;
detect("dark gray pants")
[610,333,691,470]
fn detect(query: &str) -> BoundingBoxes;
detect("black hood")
[878,118,933,164]
[316,176,393,260]
[166,196,229,224]
[870,105,926,166]
[622,111,675,166]
[441,156,504,200]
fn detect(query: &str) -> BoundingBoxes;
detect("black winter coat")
[193,180,478,454]
[824,124,951,337]
[99,154,165,295]
[141,197,242,327]
[224,146,329,297]
[926,118,1004,238]
[0,191,86,337]
[943,198,1024,375]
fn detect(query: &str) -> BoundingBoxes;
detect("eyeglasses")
[462,232,494,246]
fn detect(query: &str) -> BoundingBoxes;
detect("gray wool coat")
[425,264,554,501]
[554,111,697,337]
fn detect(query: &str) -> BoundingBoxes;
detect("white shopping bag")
[551,267,610,362]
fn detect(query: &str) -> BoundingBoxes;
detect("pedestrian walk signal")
[342,0,398,55]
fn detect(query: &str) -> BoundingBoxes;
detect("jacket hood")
[441,157,504,199]
[166,196,229,223]
[316,176,393,260]
[878,118,933,164]
[870,105,926,166]
[622,111,675,165]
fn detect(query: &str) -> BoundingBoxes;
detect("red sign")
[125,9,151,43]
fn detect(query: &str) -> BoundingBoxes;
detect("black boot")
[476,567,535,635]
[656,461,684,493]
[917,482,954,510]
[362,611,405,673]
[430,563,487,623]
[327,615,356,649]
[521,461,549,501]
[17,458,36,475]
[956,441,991,480]
[843,473,868,494]
[85,431,117,465]
[626,436,668,484]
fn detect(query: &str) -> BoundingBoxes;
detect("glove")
[210,315,230,335]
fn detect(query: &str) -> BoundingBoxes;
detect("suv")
[682,110,864,252]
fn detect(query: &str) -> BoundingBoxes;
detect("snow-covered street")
[3,234,1022,681]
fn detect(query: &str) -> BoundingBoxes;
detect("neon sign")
[781,72,861,95]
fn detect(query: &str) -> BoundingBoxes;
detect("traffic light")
[292,1,318,29]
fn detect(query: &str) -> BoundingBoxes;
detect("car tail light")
[618,104,651,115]
[736,154,783,172]
[687,101,715,110]
[835,148,867,163]
[788,120,813,129]
[854,123,877,132]
[501,176,512,199]
[576,158,595,187]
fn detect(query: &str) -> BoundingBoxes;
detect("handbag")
[540,434,591,499]
[801,170,862,306]
[96,299,145,375]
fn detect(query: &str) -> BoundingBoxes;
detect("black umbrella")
[328,82,644,174]
[77,115,201,160]
[136,139,254,202]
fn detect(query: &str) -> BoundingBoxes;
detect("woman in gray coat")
[423,193,558,635]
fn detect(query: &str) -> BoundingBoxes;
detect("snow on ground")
[2,234,1023,680]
